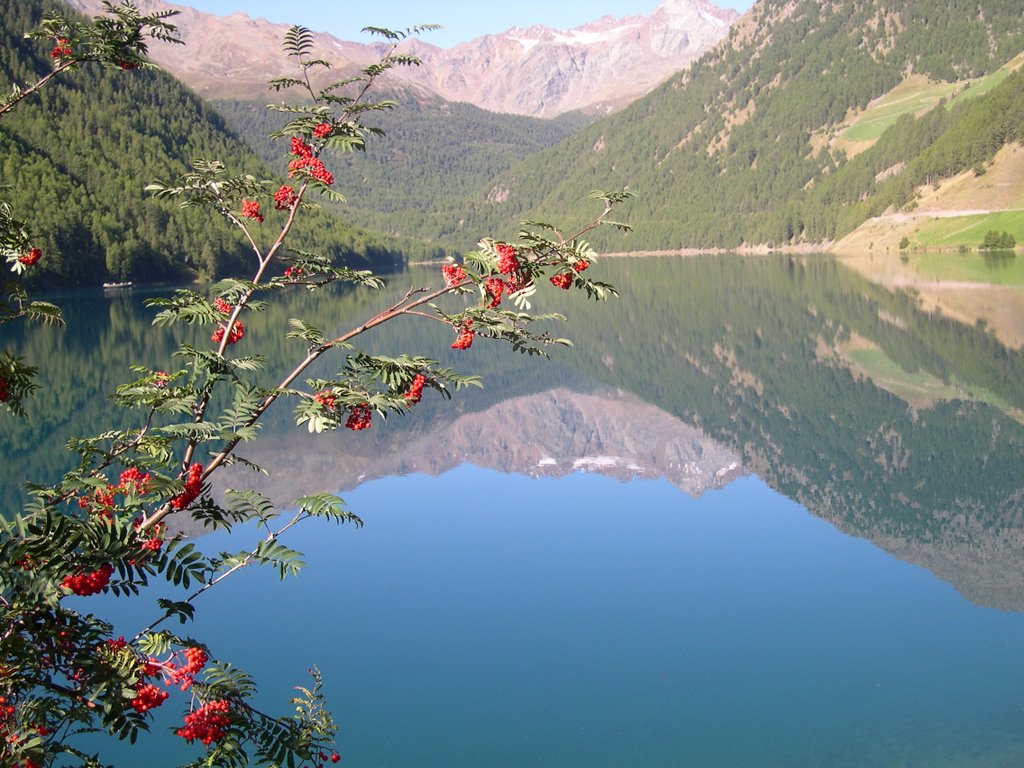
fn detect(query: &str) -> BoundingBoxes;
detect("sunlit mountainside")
[23,0,1024,282]
[425,0,1024,254]
[64,0,737,117]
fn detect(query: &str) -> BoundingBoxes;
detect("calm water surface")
[7,255,1024,766]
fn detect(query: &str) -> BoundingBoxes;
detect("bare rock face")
[400,0,737,116]
[62,0,403,99]
[62,0,736,116]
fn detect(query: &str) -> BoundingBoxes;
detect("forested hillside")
[211,95,591,246]
[409,0,1024,251]
[0,0,436,288]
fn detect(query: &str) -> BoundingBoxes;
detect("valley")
[7,0,1022,283]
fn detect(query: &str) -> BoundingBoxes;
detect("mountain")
[456,0,1024,252]
[208,94,591,248]
[394,0,737,117]
[62,0,737,117]
[0,0,437,287]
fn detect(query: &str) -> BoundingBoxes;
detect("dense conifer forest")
[211,96,591,245]
[5,0,1024,284]
[0,0,442,288]
[350,0,1024,252]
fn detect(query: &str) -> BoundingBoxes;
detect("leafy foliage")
[0,9,628,768]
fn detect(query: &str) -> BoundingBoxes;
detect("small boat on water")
[102,281,133,290]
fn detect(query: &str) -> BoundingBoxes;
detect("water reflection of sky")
[15,259,1024,764]
[101,466,1024,767]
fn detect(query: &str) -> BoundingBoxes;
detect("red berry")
[495,243,520,275]
[549,273,573,290]
[240,199,263,222]
[18,248,41,266]
[441,264,465,287]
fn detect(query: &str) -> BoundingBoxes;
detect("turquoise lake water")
[88,466,1024,767]
[9,255,1024,766]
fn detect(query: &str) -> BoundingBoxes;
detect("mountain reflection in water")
[194,254,1024,612]
[5,255,1024,765]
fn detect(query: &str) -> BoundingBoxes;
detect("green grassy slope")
[422,0,1024,252]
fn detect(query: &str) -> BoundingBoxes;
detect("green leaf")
[224,489,277,524]
[156,598,196,624]
[252,539,306,580]
[282,25,316,57]
[294,493,362,526]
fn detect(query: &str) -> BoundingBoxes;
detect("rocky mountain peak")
[62,0,738,116]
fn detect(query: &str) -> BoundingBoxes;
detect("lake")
[5,254,1024,766]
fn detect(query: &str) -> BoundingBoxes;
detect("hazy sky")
[176,0,756,48]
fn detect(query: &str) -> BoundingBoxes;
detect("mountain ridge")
[455,0,1024,253]
[62,0,737,117]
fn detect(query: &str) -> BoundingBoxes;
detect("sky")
[176,0,756,49]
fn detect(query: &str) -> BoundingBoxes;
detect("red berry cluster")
[119,467,150,494]
[483,277,506,308]
[211,321,244,346]
[304,157,333,185]
[345,403,372,431]
[130,683,168,713]
[442,264,465,287]
[451,320,475,350]
[288,138,334,185]
[573,259,590,272]
[77,469,150,523]
[147,646,208,691]
[176,647,209,685]
[313,122,333,138]
[404,373,426,404]
[213,297,233,315]
[170,463,203,510]
[240,199,263,222]
[50,38,72,58]
[291,137,311,157]
[131,496,164,552]
[496,243,520,275]
[313,390,336,410]
[62,563,114,596]
[274,185,299,210]
[176,700,231,745]
[77,485,115,520]
[1,694,45,768]
[115,59,137,70]
[152,371,169,388]
[0,377,8,402]
[283,265,304,279]
[18,248,41,266]
[549,273,573,290]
